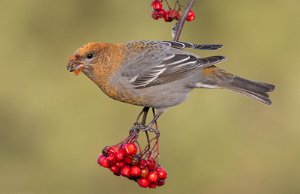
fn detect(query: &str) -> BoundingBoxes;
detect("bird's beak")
[67,60,84,75]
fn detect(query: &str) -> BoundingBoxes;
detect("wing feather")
[131,54,225,88]
[162,41,223,50]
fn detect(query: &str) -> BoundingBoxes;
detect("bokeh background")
[1,0,299,193]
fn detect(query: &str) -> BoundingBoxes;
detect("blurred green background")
[1,0,299,193]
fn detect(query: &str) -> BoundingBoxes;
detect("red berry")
[152,11,160,20]
[106,146,117,155]
[152,9,166,20]
[149,183,157,189]
[106,154,117,164]
[97,154,105,164]
[140,168,149,178]
[163,14,172,22]
[139,159,148,168]
[147,159,157,170]
[123,143,137,155]
[121,165,131,177]
[131,166,141,177]
[116,161,125,168]
[151,0,162,10]
[158,9,166,18]
[164,10,177,22]
[156,167,167,179]
[124,156,132,164]
[110,165,120,174]
[169,10,177,18]
[175,10,182,20]
[138,178,150,188]
[186,10,195,21]
[157,179,165,186]
[147,171,158,183]
[116,150,125,160]
[98,155,110,168]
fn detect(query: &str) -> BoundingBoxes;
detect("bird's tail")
[221,73,275,105]
[196,66,275,105]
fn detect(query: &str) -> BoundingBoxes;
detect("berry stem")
[176,0,182,10]
[173,0,196,41]
[135,140,142,155]
[149,136,159,158]
[145,130,151,151]
[164,0,172,10]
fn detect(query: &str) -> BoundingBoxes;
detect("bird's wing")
[130,54,225,88]
[119,41,225,89]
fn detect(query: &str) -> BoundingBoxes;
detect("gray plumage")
[110,40,274,109]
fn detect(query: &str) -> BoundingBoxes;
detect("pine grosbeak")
[67,40,275,117]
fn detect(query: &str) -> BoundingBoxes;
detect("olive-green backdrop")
[1,0,299,193]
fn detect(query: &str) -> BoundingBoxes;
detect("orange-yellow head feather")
[67,42,110,75]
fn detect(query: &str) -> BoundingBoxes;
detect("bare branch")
[173,0,196,41]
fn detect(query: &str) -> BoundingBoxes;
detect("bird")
[67,40,275,128]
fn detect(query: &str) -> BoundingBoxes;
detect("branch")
[173,0,196,41]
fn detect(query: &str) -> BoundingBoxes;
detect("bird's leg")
[148,109,162,129]
[140,107,151,151]
[141,108,160,158]
[141,107,149,126]
[144,108,162,135]
[152,108,160,138]
[131,107,149,134]
[135,107,149,123]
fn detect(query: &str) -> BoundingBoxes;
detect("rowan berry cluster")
[97,128,167,188]
[151,0,195,22]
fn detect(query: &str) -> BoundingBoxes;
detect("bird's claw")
[130,122,160,136]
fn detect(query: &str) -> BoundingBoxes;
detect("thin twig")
[173,0,196,41]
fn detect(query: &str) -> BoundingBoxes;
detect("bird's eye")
[87,53,93,59]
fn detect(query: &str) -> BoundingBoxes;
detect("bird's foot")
[130,122,160,137]
[143,124,160,137]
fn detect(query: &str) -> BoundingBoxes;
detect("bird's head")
[67,42,107,75]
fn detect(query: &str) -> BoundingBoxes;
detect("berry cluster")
[97,126,167,188]
[151,0,195,22]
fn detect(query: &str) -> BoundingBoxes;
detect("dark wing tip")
[210,56,227,63]
[265,83,275,92]
[218,56,226,61]
[197,56,226,67]
[265,99,272,105]
[193,44,224,50]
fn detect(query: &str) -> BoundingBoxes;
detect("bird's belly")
[112,82,192,109]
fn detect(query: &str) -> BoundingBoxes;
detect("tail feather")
[225,76,275,105]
